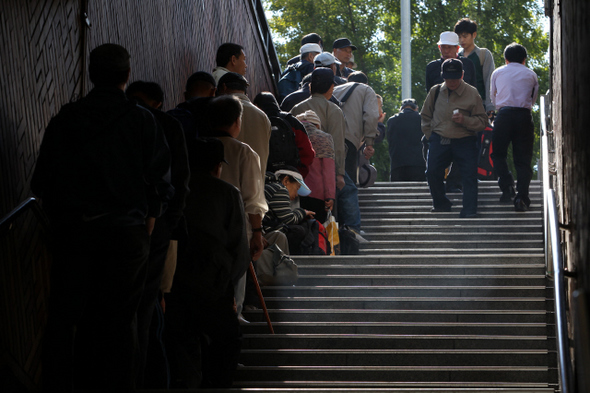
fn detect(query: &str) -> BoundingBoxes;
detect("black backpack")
[267,115,301,172]
[299,219,330,256]
[277,63,303,102]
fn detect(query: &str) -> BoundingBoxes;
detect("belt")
[499,106,530,112]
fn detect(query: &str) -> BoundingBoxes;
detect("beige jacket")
[332,82,380,149]
[233,93,272,178]
[420,81,487,140]
[290,94,346,177]
[217,136,268,221]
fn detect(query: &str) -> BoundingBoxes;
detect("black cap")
[311,68,334,85]
[441,58,463,79]
[218,72,249,91]
[332,38,357,50]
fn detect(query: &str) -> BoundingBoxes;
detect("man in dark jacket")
[125,80,191,388]
[387,98,426,181]
[166,137,250,389]
[31,43,173,391]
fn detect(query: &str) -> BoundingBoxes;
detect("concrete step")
[359,248,543,256]
[260,285,550,298]
[230,382,556,391]
[363,232,542,240]
[241,333,556,350]
[235,364,557,384]
[259,296,551,311]
[290,254,545,265]
[360,225,542,233]
[361,217,542,226]
[360,239,543,250]
[296,264,546,275]
[239,348,555,366]
[241,321,554,336]
[295,275,548,287]
[243,309,552,323]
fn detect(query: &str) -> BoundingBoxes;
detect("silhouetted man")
[32,43,173,392]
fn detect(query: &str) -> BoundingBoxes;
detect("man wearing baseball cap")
[314,52,347,85]
[332,37,358,78]
[420,58,488,218]
[425,31,476,91]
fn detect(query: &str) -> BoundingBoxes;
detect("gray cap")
[314,52,341,67]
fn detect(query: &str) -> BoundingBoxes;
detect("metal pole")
[401,0,411,99]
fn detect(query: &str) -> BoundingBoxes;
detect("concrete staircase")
[235,180,558,392]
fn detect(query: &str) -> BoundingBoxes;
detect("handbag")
[256,244,298,286]
[324,211,340,256]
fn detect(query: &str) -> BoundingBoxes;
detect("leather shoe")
[514,198,529,212]
[460,213,478,218]
[446,187,462,193]
[431,206,452,213]
[500,187,516,203]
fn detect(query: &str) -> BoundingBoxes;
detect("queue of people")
[31,18,538,391]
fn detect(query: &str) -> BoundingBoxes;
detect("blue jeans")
[426,133,478,216]
[337,172,361,231]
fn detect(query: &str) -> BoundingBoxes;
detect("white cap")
[275,169,312,196]
[437,31,459,46]
[313,51,341,67]
[300,43,322,54]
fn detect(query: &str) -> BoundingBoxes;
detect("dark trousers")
[42,224,149,392]
[390,166,426,181]
[136,218,171,388]
[491,107,534,203]
[300,196,328,224]
[345,139,359,184]
[426,133,479,216]
[166,299,241,389]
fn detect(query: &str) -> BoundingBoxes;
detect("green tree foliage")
[264,0,549,180]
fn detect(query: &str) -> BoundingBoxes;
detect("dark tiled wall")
[0,0,275,389]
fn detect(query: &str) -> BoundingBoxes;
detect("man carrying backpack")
[253,92,315,177]
[278,43,322,102]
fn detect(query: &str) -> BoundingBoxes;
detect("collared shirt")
[490,62,539,110]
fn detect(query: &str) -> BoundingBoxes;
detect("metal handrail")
[541,94,573,393]
[547,189,573,393]
[0,197,49,236]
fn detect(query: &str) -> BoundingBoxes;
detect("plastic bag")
[324,211,340,256]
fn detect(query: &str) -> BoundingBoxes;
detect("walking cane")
[248,262,274,334]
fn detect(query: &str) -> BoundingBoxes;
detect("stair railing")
[541,94,573,393]
[0,197,49,235]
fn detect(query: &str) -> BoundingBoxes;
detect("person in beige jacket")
[332,71,380,183]
[421,58,487,218]
[217,72,271,179]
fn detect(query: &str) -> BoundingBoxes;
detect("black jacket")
[425,57,476,91]
[386,108,426,169]
[136,99,190,231]
[31,87,173,227]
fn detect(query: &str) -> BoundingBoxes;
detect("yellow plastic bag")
[324,211,340,256]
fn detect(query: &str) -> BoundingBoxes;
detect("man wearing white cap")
[425,31,476,91]
[277,43,321,101]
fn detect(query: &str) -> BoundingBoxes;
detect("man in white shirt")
[490,43,539,211]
